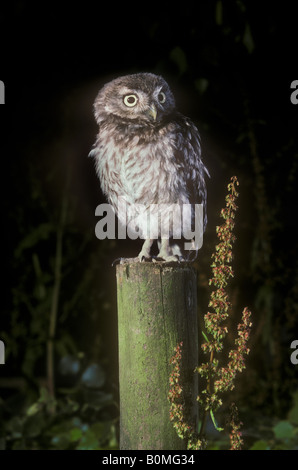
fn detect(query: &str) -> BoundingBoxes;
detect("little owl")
[89,73,210,263]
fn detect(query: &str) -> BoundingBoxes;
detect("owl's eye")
[158,92,166,104]
[123,94,138,107]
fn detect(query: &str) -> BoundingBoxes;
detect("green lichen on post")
[116,262,198,450]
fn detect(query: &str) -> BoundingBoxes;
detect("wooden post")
[116,262,198,450]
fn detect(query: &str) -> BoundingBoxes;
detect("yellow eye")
[123,94,138,107]
[158,91,166,103]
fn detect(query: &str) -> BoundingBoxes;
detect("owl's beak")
[146,104,157,121]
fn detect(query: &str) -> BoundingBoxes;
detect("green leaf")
[169,47,188,76]
[243,23,255,54]
[23,414,46,438]
[51,434,71,449]
[202,331,210,343]
[288,391,298,425]
[89,421,107,437]
[210,409,224,432]
[194,78,209,94]
[215,1,223,26]
[26,402,42,416]
[273,420,295,440]
[76,429,99,450]
[69,427,83,442]
[250,440,270,450]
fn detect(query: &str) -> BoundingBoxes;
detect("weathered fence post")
[116,262,198,450]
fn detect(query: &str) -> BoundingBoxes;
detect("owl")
[89,73,210,263]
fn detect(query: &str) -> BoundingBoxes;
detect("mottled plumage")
[89,73,209,262]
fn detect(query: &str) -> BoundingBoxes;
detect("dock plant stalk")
[168,176,252,450]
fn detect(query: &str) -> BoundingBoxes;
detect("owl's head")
[93,73,176,126]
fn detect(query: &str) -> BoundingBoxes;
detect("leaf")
[202,331,210,343]
[273,420,295,440]
[287,391,298,425]
[51,434,71,450]
[26,402,42,417]
[82,390,113,409]
[23,414,46,438]
[215,1,223,26]
[59,355,81,376]
[81,364,105,389]
[210,409,224,432]
[76,428,99,450]
[89,422,107,437]
[14,223,54,258]
[194,78,209,94]
[169,47,188,76]
[243,23,255,54]
[250,440,270,450]
[69,427,83,442]
[48,418,81,437]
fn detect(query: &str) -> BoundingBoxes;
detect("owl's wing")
[174,115,210,232]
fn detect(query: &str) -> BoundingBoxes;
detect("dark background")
[1,0,298,450]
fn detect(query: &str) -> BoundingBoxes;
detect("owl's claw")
[153,254,181,263]
[111,257,122,266]
[140,256,152,262]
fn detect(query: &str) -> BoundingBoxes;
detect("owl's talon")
[140,256,152,262]
[165,255,181,263]
[111,257,122,266]
[153,255,181,263]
